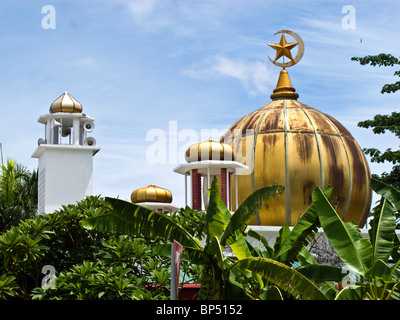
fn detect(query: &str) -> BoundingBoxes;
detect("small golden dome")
[131,184,173,204]
[50,92,82,113]
[185,139,235,163]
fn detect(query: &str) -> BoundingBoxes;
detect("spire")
[267,30,304,100]
[270,68,299,100]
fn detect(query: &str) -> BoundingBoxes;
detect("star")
[268,33,298,63]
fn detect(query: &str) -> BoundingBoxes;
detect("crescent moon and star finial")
[268,30,304,68]
[268,30,303,100]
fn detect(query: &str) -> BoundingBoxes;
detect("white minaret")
[32,92,100,214]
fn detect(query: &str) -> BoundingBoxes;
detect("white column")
[207,167,210,189]
[235,173,238,210]
[184,173,187,207]
[46,119,51,143]
[189,169,193,208]
[73,118,80,145]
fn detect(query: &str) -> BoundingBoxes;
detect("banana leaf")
[275,186,332,263]
[227,257,328,300]
[368,198,396,262]
[220,184,284,246]
[370,177,400,211]
[335,285,366,300]
[80,197,202,249]
[312,187,373,276]
[205,178,231,241]
[296,264,344,282]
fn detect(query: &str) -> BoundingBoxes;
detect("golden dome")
[50,92,82,113]
[185,139,235,163]
[221,71,372,227]
[131,184,173,204]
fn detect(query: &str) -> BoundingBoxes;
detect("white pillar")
[207,167,210,189]
[235,174,238,210]
[189,169,193,208]
[46,119,51,143]
[184,174,187,207]
[73,118,80,145]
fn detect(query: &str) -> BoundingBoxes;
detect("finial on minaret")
[267,30,304,100]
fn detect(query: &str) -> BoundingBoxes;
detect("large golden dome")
[221,69,372,227]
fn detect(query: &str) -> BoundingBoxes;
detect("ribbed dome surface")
[131,184,173,204]
[185,139,235,163]
[221,98,372,227]
[50,92,82,113]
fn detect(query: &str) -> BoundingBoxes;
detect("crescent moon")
[268,30,304,68]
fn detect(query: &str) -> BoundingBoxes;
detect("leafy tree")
[352,54,400,189]
[351,53,400,94]
[0,159,38,231]
[0,195,198,300]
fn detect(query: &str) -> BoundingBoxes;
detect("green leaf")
[273,224,291,255]
[313,187,373,276]
[369,198,396,262]
[370,177,400,211]
[205,178,231,241]
[245,228,274,257]
[275,186,332,263]
[80,197,202,250]
[335,285,366,300]
[261,285,283,300]
[297,247,317,266]
[365,259,393,282]
[220,185,284,246]
[296,264,344,282]
[207,236,225,269]
[228,257,328,300]
[228,232,252,260]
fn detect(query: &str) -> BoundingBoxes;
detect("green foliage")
[0,159,38,231]
[84,178,336,300]
[351,53,400,94]
[352,53,400,191]
[31,236,171,300]
[0,195,197,300]
[3,171,400,300]
[0,274,18,299]
[312,179,400,300]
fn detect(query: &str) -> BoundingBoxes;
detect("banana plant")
[81,178,286,299]
[83,178,332,299]
[311,178,400,300]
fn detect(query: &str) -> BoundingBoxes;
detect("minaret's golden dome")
[131,184,173,204]
[185,139,235,163]
[50,92,82,113]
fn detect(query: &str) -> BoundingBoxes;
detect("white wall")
[34,145,99,214]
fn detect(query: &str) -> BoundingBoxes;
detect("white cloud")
[127,0,157,19]
[183,55,275,97]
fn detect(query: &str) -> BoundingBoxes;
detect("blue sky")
[0,0,399,207]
